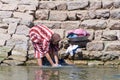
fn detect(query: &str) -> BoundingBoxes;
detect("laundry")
[67,33,78,38]
[65,28,89,58]
[65,44,79,56]
[67,29,90,38]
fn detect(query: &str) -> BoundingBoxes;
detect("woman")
[29,24,61,67]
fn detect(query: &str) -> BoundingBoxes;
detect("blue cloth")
[67,33,78,38]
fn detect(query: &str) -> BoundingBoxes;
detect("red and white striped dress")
[29,24,54,58]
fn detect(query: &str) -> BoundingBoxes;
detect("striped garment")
[29,24,54,58]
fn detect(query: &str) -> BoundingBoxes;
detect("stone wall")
[0,0,120,66]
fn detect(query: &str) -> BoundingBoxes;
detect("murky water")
[0,66,120,80]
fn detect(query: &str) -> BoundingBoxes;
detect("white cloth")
[65,45,79,56]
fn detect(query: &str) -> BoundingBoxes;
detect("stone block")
[11,35,29,53]
[19,0,39,6]
[17,4,36,12]
[74,60,88,65]
[118,30,120,40]
[0,40,6,46]
[8,23,18,34]
[0,46,12,57]
[101,51,120,61]
[113,0,120,8]
[33,20,61,29]
[86,41,104,51]
[67,0,89,10]
[56,2,67,10]
[86,29,94,41]
[12,34,29,41]
[0,0,19,4]
[0,4,17,11]
[104,42,120,51]
[95,30,103,40]
[96,9,110,19]
[3,60,25,66]
[26,60,37,66]
[76,11,89,21]
[13,12,34,26]
[15,25,30,36]
[49,11,67,21]
[39,1,56,10]
[0,57,5,63]
[67,11,77,20]
[102,0,113,9]
[104,61,120,66]
[2,18,20,24]
[28,50,34,60]
[52,29,65,39]
[0,11,12,18]
[108,20,120,30]
[88,10,96,19]
[89,0,102,9]
[8,55,27,62]
[0,33,11,41]
[88,61,104,66]
[6,34,29,52]
[0,28,7,34]
[11,50,27,57]
[111,9,120,19]
[0,23,8,29]
[35,10,49,20]
[81,19,107,30]
[82,51,103,60]
[61,21,80,30]
[102,30,118,41]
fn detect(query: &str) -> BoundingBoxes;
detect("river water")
[0,66,120,80]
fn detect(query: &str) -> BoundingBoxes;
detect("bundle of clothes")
[67,29,90,39]
[65,29,90,58]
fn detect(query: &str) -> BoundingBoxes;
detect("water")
[0,66,120,80]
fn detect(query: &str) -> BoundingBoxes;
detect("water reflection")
[0,66,120,80]
[35,69,59,80]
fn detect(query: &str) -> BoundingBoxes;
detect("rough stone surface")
[35,10,49,20]
[67,0,89,10]
[86,41,104,51]
[81,20,107,30]
[49,11,67,21]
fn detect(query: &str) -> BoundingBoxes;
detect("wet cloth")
[29,24,54,58]
[65,44,79,56]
